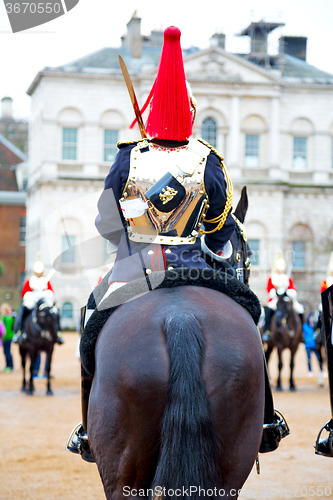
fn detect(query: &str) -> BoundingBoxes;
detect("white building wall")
[26,51,333,327]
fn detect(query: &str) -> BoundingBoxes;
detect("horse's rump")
[88,286,264,499]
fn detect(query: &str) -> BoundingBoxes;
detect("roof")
[27,44,200,95]
[281,54,333,83]
[0,133,28,192]
[26,31,333,95]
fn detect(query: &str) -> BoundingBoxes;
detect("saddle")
[80,265,261,376]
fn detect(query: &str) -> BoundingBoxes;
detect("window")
[62,128,77,160]
[293,137,307,169]
[202,118,217,148]
[104,130,118,162]
[245,134,259,167]
[292,241,306,270]
[62,235,76,263]
[248,239,260,266]
[20,216,26,244]
[62,302,73,319]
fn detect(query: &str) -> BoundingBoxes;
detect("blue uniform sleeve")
[95,145,134,246]
[203,152,236,254]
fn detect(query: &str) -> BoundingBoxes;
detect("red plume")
[130,26,192,141]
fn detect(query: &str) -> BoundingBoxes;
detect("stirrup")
[66,423,95,463]
[260,409,290,453]
[314,420,333,458]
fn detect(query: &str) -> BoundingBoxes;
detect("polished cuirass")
[119,138,211,245]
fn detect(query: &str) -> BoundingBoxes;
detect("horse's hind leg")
[27,353,37,395]
[20,348,27,392]
[44,350,53,396]
[276,349,283,391]
[289,350,297,391]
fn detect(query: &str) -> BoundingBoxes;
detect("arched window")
[62,302,73,319]
[202,118,217,148]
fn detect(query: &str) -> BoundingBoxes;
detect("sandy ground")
[0,332,332,500]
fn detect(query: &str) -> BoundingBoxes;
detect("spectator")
[1,303,14,372]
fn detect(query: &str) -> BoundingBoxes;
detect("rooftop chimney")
[239,21,284,55]
[279,36,307,61]
[210,33,226,50]
[126,12,142,58]
[1,96,13,119]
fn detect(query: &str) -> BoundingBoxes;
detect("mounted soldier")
[67,25,289,462]
[263,252,304,342]
[14,254,64,345]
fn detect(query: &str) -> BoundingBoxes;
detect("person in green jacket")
[1,303,15,372]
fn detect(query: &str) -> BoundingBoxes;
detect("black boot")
[259,355,290,453]
[13,306,30,343]
[262,307,273,343]
[314,419,333,458]
[66,306,95,463]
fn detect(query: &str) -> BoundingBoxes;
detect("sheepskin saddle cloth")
[80,265,261,376]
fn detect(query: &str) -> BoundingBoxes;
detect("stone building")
[26,14,333,327]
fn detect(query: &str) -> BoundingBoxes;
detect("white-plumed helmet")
[272,251,287,273]
[33,252,44,274]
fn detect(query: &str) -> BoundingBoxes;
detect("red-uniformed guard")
[14,254,64,345]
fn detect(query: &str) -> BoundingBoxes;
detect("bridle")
[31,302,56,341]
[230,214,251,286]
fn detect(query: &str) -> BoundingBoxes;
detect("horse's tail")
[150,313,221,499]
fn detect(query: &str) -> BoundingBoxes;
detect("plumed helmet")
[272,251,287,273]
[131,26,193,141]
[33,252,44,274]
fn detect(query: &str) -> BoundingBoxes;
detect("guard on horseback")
[67,25,289,462]
[14,254,64,346]
[263,252,304,342]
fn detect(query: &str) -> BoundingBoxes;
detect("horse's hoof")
[46,390,53,396]
[26,390,33,396]
[275,386,283,392]
[289,386,296,392]
[21,387,26,392]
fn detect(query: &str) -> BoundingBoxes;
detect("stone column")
[228,94,240,166]
[269,96,280,167]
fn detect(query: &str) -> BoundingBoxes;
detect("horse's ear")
[233,186,248,224]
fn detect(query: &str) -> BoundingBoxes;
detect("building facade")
[26,15,333,327]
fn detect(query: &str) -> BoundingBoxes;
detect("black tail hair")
[150,313,222,499]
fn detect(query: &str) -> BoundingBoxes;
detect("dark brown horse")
[19,299,58,395]
[265,292,303,391]
[87,188,265,500]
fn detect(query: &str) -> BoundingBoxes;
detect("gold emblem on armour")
[159,186,178,204]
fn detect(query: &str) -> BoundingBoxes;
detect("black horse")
[19,299,59,395]
[85,187,267,499]
[264,291,303,391]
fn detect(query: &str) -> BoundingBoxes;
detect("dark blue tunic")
[95,140,236,282]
